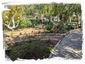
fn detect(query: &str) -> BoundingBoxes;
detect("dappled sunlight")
[3,3,82,61]
[4,27,47,37]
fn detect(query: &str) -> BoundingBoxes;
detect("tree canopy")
[2,3,81,30]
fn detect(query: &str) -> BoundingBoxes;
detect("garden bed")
[5,40,58,61]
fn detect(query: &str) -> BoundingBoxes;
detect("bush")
[42,47,52,53]
[7,43,36,61]
[57,23,63,30]
[6,40,53,61]
[45,22,53,31]
[28,18,41,26]
[19,18,32,28]
[71,24,77,29]
[65,24,77,30]
[31,19,41,26]
[67,24,72,30]
[67,24,77,29]
[57,23,67,33]
[9,48,20,61]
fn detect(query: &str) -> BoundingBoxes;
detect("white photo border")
[0,0,85,64]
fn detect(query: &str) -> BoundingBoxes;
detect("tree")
[3,5,23,30]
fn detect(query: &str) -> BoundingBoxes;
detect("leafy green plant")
[7,43,36,61]
[57,23,67,33]
[42,46,52,53]
[45,22,53,31]
[67,24,72,30]
[6,40,53,61]
[31,19,41,26]
[64,24,77,30]
[57,23,63,30]
[71,24,77,29]
[19,18,32,28]
[9,48,20,61]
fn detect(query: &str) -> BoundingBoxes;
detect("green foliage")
[70,24,77,29]
[42,46,52,53]
[57,23,63,30]
[64,24,77,30]
[19,18,32,28]
[23,4,81,18]
[64,25,70,30]
[57,23,67,33]
[3,5,23,25]
[57,23,77,33]
[45,22,53,31]
[9,48,20,61]
[25,43,36,52]
[8,43,36,61]
[6,41,52,61]
[3,4,81,30]
[2,11,11,24]
[32,19,41,25]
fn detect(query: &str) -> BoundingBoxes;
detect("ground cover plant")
[6,40,57,61]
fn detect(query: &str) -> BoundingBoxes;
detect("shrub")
[6,41,52,61]
[45,22,53,31]
[67,24,77,29]
[7,43,36,61]
[65,24,77,30]
[67,24,72,30]
[42,47,52,53]
[9,48,20,61]
[57,23,63,30]
[19,18,32,28]
[31,19,41,26]
[71,24,77,29]
[57,23,67,33]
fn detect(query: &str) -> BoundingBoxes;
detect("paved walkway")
[49,29,82,59]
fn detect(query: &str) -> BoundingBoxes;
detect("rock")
[49,29,82,59]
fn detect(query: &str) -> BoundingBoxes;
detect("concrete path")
[49,29,82,59]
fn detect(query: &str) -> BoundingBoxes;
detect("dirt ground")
[4,28,63,44]
[4,28,47,37]
[4,28,79,44]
